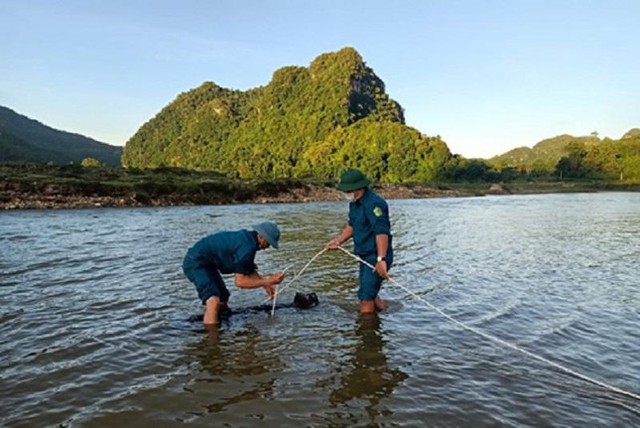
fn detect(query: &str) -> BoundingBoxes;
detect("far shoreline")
[2,181,638,210]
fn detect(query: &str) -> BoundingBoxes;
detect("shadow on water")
[182,323,282,421]
[324,314,408,423]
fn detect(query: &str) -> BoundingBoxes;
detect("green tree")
[81,157,102,168]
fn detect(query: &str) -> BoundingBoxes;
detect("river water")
[1,192,639,427]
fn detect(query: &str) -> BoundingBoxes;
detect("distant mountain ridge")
[491,134,602,171]
[489,130,640,180]
[0,106,122,166]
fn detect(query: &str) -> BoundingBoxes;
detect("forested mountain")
[0,106,122,166]
[490,131,640,181]
[491,134,601,172]
[122,47,451,182]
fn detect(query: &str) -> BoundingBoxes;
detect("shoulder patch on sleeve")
[373,206,383,217]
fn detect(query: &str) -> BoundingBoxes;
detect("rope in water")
[263,248,328,310]
[335,245,640,402]
[263,245,639,401]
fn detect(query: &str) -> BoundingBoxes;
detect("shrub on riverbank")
[1,163,638,210]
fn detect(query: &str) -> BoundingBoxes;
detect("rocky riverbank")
[0,183,479,210]
[2,164,637,210]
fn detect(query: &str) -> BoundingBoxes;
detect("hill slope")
[491,134,601,171]
[123,47,450,182]
[490,131,640,180]
[0,106,122,166]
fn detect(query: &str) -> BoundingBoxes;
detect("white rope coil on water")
[266,245,640,402]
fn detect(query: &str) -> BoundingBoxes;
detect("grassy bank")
[0,164,338,208]
[1,164,638,209]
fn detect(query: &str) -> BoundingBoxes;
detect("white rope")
[263,248,327,307]
[336,246,640,402]
[270,283,278,317]
[270,264,296,316]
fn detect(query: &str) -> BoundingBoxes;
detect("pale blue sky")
[1,0,639,158]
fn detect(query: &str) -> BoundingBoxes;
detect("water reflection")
[329,314,408,420]
[186,325,281,415]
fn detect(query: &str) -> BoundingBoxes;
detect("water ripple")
[1,194,640,426]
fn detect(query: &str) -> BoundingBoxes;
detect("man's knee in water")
[359,300,376,314]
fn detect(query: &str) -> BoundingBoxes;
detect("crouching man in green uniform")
[183,221,285,325]
[326,169,393,314]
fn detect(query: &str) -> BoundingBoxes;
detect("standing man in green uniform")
[183,221,285,325]
[326,169,393,313]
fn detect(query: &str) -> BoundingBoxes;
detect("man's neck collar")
[354,187,368,202]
